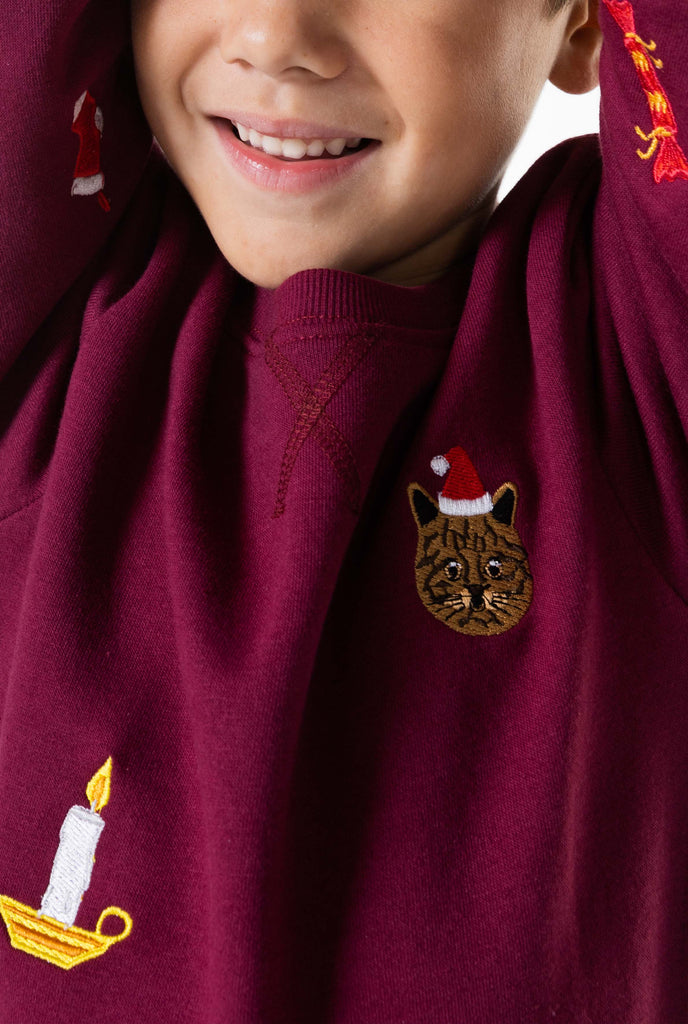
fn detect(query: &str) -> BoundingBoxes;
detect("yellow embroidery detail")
[630,50,650,75]
[635,125,674,159]
[0,757,133,969]
[625,32,663,68]
[86,757,112,814]
[645,91,668,117]
[0,897,132,970]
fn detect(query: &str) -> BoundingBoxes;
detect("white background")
[499,82,601,201]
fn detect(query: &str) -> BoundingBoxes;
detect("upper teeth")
[233,121,362,159]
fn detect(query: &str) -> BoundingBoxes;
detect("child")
[0,0,686,1020]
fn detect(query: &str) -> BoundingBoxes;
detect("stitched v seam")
[265,328,376,517]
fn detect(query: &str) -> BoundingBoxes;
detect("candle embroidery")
[0,758,132,970]
[602,0,688,183]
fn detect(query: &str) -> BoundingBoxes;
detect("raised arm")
[594,0,688,599]
[0,3,152,378]
[597,0,688,281]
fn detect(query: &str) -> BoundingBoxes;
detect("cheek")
[396,4,556,157]
[131,2,208,130]
[381,24,537,196]
[131,6,170,130]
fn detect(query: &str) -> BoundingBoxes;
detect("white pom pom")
[431,455,450,477]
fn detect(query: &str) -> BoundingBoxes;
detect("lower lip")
[212,119,379,195]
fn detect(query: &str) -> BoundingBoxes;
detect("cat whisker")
[485,597,517,618]
[492,592,526,606]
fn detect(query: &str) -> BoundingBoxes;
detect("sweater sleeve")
[598,0,688,248]
[0,2,152,379]
[594,0,688,599]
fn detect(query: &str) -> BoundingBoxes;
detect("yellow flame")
[85,757,112,814]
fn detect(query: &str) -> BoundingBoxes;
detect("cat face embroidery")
[408,449,533,636]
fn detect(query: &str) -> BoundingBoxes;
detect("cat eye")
[486,558,503,579]
[445,560,461,581]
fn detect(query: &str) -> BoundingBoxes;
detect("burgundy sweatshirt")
[1,2,687,1022]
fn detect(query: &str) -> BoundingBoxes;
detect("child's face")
[132,0,586,288]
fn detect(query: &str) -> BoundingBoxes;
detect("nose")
[220,0,348,81]
[468,585,485,599]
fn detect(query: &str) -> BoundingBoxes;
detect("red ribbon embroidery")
[602,0,688,183]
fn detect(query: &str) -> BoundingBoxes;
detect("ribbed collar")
[247,252,475,340]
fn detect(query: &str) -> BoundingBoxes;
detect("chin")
[219,241,360,290]
[226,255,318,290]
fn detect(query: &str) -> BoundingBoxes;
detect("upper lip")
[213,110,375,141]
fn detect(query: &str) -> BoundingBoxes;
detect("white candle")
[39,805,105,927]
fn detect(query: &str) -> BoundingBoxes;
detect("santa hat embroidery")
[431,445,493,517]
[71,91,110,212]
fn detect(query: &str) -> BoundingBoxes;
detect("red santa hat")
[431,445,493,517]
[71,91,110,211]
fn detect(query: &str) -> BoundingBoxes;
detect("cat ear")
[490,483,519,527]
[407,484,440,528]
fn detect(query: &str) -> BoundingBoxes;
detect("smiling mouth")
[226,120,374,162]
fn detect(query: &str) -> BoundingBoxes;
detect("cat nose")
[468,585,485,598]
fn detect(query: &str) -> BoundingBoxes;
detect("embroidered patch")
[602,0,688,183]
[0,757,132,969]
[408,446,533,636]
[72,91,111,211]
